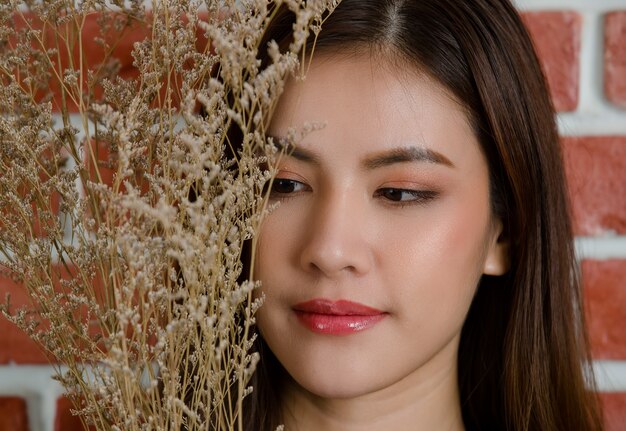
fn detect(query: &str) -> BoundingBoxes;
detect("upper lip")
[292,298,385,316]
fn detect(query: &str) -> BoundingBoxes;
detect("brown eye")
[270,178,307,195]
[375,188,438,204]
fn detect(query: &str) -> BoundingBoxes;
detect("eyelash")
[373,188,438,206]
[268,178,438,207]
[267,178,310,196]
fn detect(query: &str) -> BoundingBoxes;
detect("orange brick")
[0,263,106,364]
[10,12,148,113]
[599,392,626,431]
[10,11,210,114]
[0,273,49,364]
[605,12,626,109]
[563,136,626,235]
[0,397,29,431]
[521,11,581,112]
[0,148,63,238]
[55,397,90,431]
[583,260,626,359]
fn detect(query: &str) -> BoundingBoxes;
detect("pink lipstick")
[292,299,387,335]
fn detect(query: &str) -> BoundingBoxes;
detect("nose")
[299,189,372,278]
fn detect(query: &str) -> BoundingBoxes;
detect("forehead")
[269,53,480,168]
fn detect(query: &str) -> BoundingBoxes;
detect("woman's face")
[255,54,508,401]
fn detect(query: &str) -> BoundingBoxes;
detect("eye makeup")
[374,188,439,207]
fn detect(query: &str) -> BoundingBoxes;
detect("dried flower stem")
[0,0,337,429]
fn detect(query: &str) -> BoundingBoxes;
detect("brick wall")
[1,0,626,430]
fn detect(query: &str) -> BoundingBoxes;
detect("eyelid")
[374,186,439,206]
[275,168,308,182]
[267,172,311,198]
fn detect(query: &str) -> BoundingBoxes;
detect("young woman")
[244,0,604,429]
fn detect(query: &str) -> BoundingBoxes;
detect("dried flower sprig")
[0,1,337,429]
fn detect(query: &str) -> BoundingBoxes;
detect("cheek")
[253,207,300,300]
[252,220,282,333]
[380,192,493,310]
[254,219,280,291]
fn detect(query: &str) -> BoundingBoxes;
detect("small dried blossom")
[0,0,338,430]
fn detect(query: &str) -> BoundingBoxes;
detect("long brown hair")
[243,1,604,429]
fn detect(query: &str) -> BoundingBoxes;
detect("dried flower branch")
[0,1,337,429]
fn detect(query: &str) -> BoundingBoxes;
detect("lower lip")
[294,311,387,335]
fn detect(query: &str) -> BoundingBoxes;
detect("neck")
[279,343,465,431]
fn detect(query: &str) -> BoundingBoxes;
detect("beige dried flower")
[0,0,337,430]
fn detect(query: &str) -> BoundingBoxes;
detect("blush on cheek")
[444,203,495,278]
[411,199,492,282]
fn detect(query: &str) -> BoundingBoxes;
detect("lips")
[292,299,387,335]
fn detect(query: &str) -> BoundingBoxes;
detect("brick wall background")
[1,0,626,430]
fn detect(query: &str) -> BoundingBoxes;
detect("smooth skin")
[254,53,509,431]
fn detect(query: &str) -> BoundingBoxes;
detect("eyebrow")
[271,138,322,165]
[271,137,454,169]
[362,146,455,169]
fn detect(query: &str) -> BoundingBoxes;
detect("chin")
[286,364,389,400]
